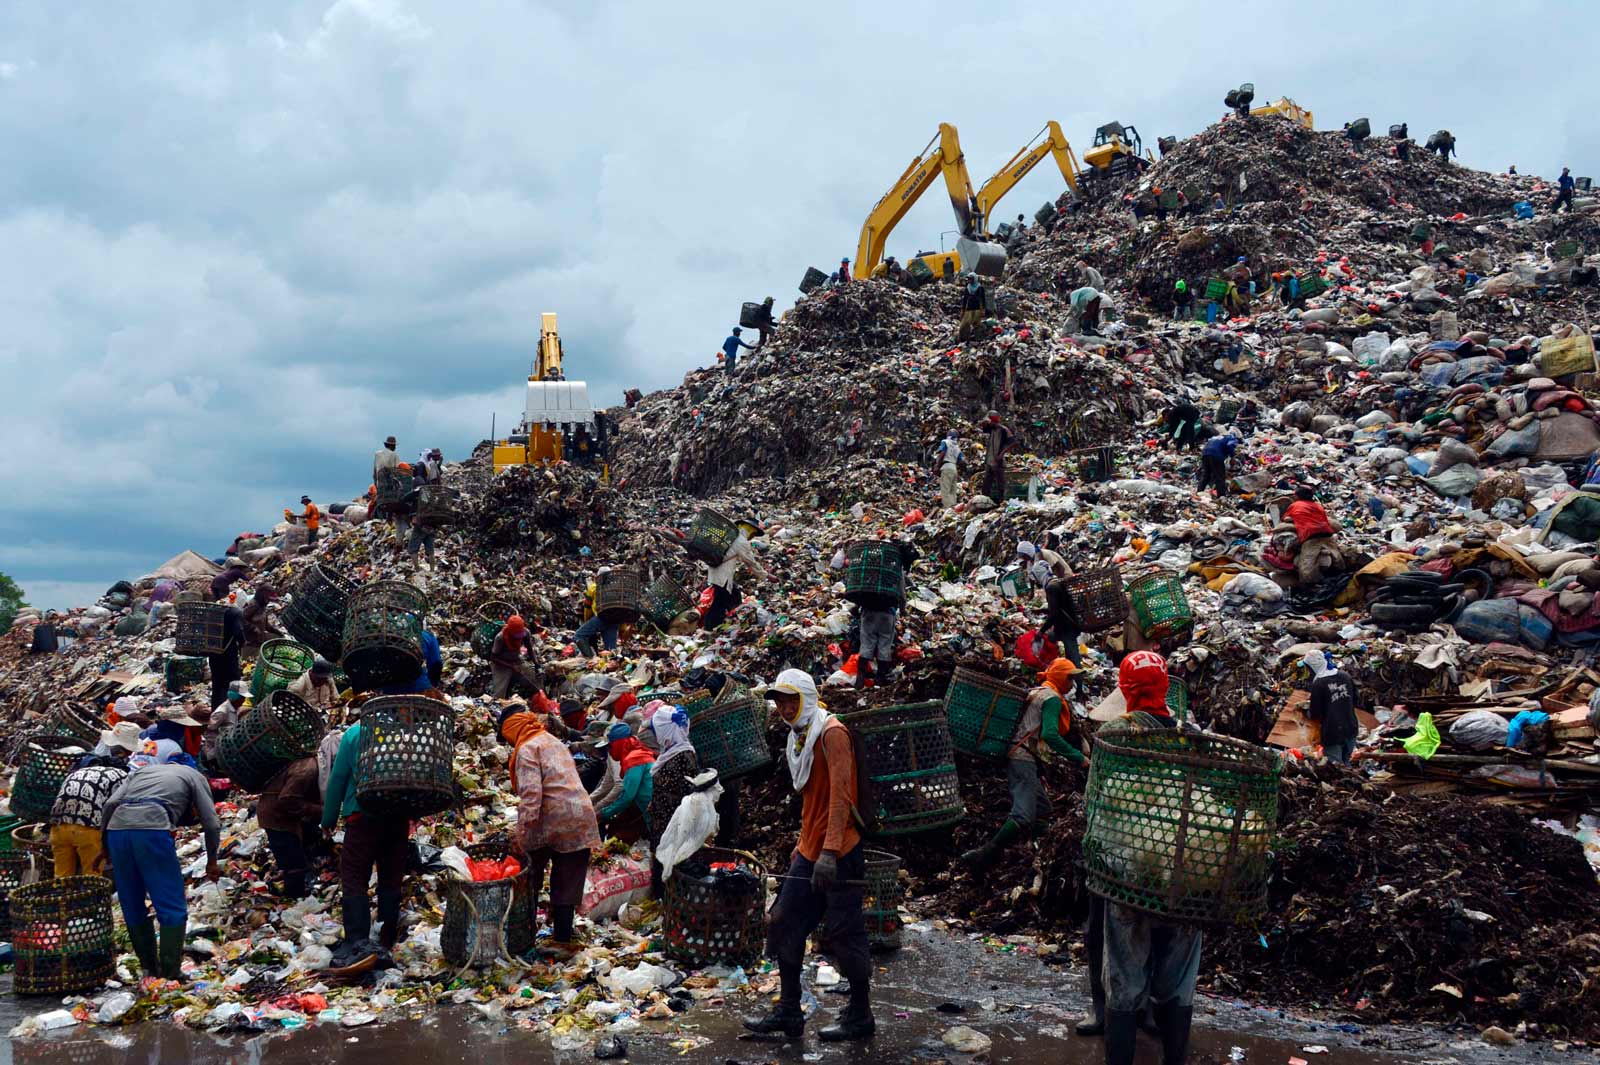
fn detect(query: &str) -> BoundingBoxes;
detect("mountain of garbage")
[5,111,1600,1044]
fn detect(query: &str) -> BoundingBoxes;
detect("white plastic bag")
[438,846,472,881]
[656,784,724,880]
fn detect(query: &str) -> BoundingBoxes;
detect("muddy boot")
[853,659,869,690]
[343,892,372,947]
[1154,1000,1193,1065]
[742,963,805,1040]
[960,819,1022,866]
[1074,994,1105,1036]
[819,986,875,1042]
[157,924,187,982]
[1104,1009,1139,1065]
[127,918,159,977]
[376,889,403,950]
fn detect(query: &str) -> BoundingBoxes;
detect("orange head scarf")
[1039,658,1078,697]
[501,710,546,791]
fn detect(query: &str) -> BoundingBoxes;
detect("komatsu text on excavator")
[492,312,607,473]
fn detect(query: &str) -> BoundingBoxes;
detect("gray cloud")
[2,0,1594,607]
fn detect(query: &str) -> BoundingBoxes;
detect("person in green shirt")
[322,721,411,956]
[595,723,655,834]
[962,657,1086,867]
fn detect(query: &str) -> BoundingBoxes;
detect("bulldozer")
[1082,121,1147,177]
[492,312,607,473]
[974,121,1082,237]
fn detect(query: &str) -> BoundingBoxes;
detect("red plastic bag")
[1014,630,1058,667]
[467,856,523,882]
[696,586,715,617]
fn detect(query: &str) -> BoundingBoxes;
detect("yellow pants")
[51,823,104,878]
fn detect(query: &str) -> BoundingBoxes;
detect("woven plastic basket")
[1084,726,1280,925]
[340,581,430,691]
[662,848,766,968]
[11,736,89,824]
[374,466,404,507]
[355,695,455,818]
[1166,678,1191,722]
[41,704,103,748]
[843,541,906,609]
[863,849,905,953]
[687,687,773,780]
[1128,568,1193,641]
[250,639,316,703]
[686,508,740,565]
[10,875,116,995]
[841,701,965,836]
[596,569,644,624]
[641,571,694,629]
[442,840,531,967]
[1078,445,1116,484]
[1066,566,1129,633]
[174,601,229,656]
[943,668,1029,760]
[416,484,460,525]
[164,654,208,692]
[0,850,32,939]
[12,822,54,882]
[218,690,326,792]
[282,564,359,661]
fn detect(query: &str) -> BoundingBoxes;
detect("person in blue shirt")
[380,630,442,695]
[721,328,755,375]
[1198,435,1238,496]
[1554,168,1576,213]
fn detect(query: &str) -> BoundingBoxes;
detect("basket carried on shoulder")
[662,848,767,968]
[415,484,460,526]
[282,564,359,661]
[1127,567,1193,641]
[688,687,773,780]
[442,840,532,967]
[1084,726,1279,925]
[841,701,964,836]
[355,695,455,818]
[863,849,905,953]
[641,571,694,630]
[596,569,644,624]
[11,735,90,824]
[1204,278,1232,301]
[844,541,906,609]
[218,690,326,792]
[374,466,404,508]
[164,654,208,692]
[341,581,430,691]
[10,875,116,995]
[1066,566,1128,633]
[943,668,1029,760]
[686,508,740,565]
[174,601,229,656]
[251,639,316,702]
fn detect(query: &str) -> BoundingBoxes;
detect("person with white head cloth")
[645,704,699,899]
[742,669,875,1043]
[1303,649,1359,764]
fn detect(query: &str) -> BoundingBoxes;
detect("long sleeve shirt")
[288,671,340,712]
[707,534,768,591]
[647,749,700,847]
[796,719,861,862]
[599,763,654,823]
[1309,672,1360,745]
[1010,688,1086,765]
[589,756,623,811]
[1284,500,1335,542]
[1041,577,1082,639]
[102,764,221,863]
[202,701,240,763]
[515,733,602,855]
[320,724,364,829]
[373,447,400,482]
[257,757,323,832]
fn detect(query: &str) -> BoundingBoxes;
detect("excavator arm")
[975,121,1081,234]
[536,311,563,381]
[855,123,977,279]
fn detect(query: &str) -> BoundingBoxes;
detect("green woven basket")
[10,875,116,995]
[1203,278,1231,300]
[642,571,694,630]
[1084,725,1279,925]
[843,541,905,609]
[11,736,88,824]
[686,508,740,566]
[863,849,905,953]
[164,654,208,692]
[687,687,773,780]
[1127,568,1193,641]
[1166,678,1191,722]
[840,701,964,837]
[943,667,1029,760]
[251,639,316,702]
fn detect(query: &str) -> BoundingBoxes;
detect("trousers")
[107,829,188,927]
[767,848,870,1002]
[339,813,410,943]
[51,823,105,878]
[1102,901,1203,1011]
[939,462,959,508]
[1005,757,1053,828]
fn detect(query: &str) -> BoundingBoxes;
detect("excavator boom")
[855,123,977,279]
[975,121,1081,234]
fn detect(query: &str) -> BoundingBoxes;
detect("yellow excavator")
[856,122,1007,283]
[1251,97,1314,129]
[492,312,606,473]
[974,121,1082,237]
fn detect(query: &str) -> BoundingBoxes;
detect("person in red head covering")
[1118,650,1172,721]
[490,615,538,698]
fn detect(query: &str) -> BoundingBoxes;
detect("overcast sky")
[2,1,1594,609]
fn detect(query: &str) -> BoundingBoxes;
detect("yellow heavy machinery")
[855,122,1007,283]
[492,312,605,472]
[974,121,1082,236]
[1082,121,1147,176]
[1250,97,1314,129]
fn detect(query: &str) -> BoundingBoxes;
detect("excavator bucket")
[955,236,1007,281]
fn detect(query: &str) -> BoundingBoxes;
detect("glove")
[812,851,839,892]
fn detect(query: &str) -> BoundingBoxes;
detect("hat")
[311,657,334,676]
[595,721,633,748]
[385,436,397,446]
[301,495,312,504]
[505,614,527,635]
[99,721,143,754]
[158,706,202,728]
[225,686,246,703]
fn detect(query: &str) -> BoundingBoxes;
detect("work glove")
[812,851,839,892]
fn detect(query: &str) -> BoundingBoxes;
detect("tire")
[1370,601,1439,624]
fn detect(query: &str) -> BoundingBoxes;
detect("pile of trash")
[6,108,1600,1046]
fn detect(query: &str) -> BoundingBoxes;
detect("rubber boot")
[742,962,805,1039]
[853,659,869,690]
[961,819,1023,866]
[376,888,403,950]
[1074,994,1105,1036]
[1104,1009,1140,1065]
[342,892,372,946]
[126,918,159,977]
[575,637,596,658]
[819,985,875,1042]
[1154,1000,1194,1065]
[157,924,187,981]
